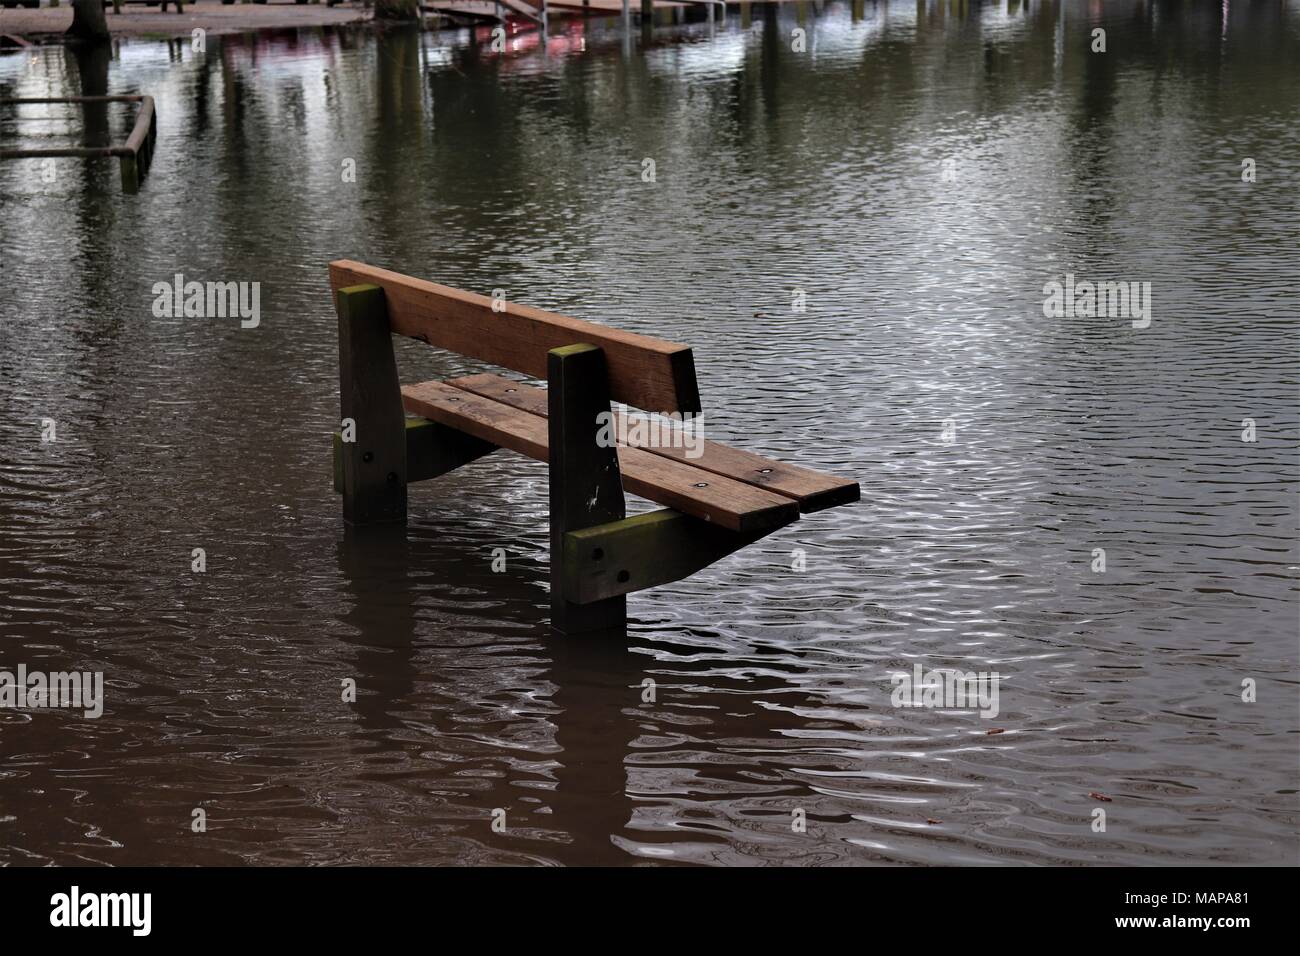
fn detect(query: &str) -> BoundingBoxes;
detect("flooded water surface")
[1,1,1297,866]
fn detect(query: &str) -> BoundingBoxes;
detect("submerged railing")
[0,95,157,193]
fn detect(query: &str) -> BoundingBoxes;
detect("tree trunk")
[67,0,112,42]
[374,0,419,21]
[67,40,111,147]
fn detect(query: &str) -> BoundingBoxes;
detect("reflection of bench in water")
[0,95,157,192]
[329,261,859,634]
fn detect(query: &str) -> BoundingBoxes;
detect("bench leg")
[548,344,626,634]
[337,284,407,526]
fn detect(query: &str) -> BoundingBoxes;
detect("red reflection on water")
[474,18,588,60]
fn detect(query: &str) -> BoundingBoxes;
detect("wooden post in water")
[548,344,627,634]
[336,284,408,526]
[119,153,138,193]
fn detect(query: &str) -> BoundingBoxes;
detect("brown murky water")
[1,0,1297,866]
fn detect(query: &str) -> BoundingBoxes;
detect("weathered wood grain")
[337,284,407,525]
[400,380,799,533]
[561,509,772,605]
[446,373,860,512]
[548,344,627,632]
[329,260,701,414]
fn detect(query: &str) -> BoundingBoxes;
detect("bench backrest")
[329,261,701,414]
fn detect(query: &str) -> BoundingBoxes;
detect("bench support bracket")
[333,417,497,494]
[561,509,772,605]
[549,344,627,634]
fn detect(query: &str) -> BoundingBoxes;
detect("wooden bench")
[329,260,859,634]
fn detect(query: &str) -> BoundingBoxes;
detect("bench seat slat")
[400,381,799,534]
[445,373,860,513]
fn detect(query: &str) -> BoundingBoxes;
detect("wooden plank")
[400,381,799,534]
[337,285,407,525]
[447,373,860,513]
[449,373,549,415]
[562,509,771,605]
[329,260,701,414]
[548,344,627,633]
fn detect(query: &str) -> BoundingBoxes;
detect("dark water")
[1,0,1297,866]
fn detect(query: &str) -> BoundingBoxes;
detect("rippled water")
[1,0,1297,866]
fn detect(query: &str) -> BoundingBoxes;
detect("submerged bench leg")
[549,344,626,634]
[337,284,407,526]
